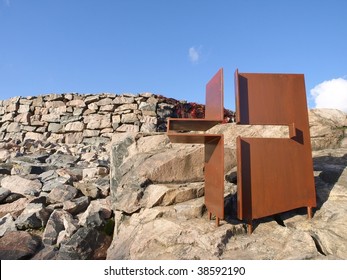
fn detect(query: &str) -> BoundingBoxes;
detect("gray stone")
[48,123,64,133]
[0,175,42,196]
[0,213,17,237]
[99,104,115,112]
[116,124,140,132]
[41,113,61,122]
[42,209,79,246]
[65,132,83,144]
[0,231,41,260]
[0,187,11,202]
[60,115,82,124]
[78,198,112,227]
[46,153,79,167]
[114,103,138,112]
[47,185,78,204]
[42,176,71,192]
[15,203,51,229]
[84,114,111,129]
[84,95,100,104]
[58,227,102,260]
[39,170,58,182]
[25,132,46,142]
[67,99,86,107]
[96,98,113,106]
[63,196,90,215]
[65,121,84,132]
[114,96,135,104]
[83,129,100,137]
[121,113,138,123]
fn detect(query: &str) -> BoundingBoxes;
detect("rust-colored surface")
[167,68,225,224]
[235,70,316,232]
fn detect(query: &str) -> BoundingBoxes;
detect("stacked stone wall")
[0,93,196,144]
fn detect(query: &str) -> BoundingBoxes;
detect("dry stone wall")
[0,93,199,144]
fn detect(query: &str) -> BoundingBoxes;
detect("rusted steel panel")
[166,68,225,224]
[205,68,224,120]
[204,135,225,221]
[168,119,220,131]
[235,70,316,232]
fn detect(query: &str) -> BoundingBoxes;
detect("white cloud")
[310,77,347,113]
[188,46,200,63]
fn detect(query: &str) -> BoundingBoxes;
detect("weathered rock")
[65,121,85,132]
[42,209,79,246]
[0,175,42,196]
[0,149,10,163]
[309,109,347,150]
[143,183,204,208]
[58,227,103,260]
[63,196,90,215]
[74,181,100,199]
[42,176,71,192]
[0,187,11,202]
[47,185,78,204]
[0,197,28,218]
[107,215,244,260]
[0,231,42,260]
[31,245,59,260]
[46,153,79,167]
[0,213,17,237]
[84,114,111,129]
[15,203,51,229]
[78,198,112,227]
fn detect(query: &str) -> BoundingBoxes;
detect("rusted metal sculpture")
[235,69,317,233]
[167,68,225,225]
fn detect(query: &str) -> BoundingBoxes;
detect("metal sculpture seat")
[167,68,225,225]
[234,69,317,233]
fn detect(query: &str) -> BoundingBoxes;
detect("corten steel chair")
[234,69,317,233]
[167,68,225,226]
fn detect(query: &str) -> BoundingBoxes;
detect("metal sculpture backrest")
[167,69,225,225]
[235,69,316,233]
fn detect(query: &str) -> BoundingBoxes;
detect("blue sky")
[1,0,346,111]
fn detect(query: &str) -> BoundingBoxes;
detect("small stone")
[0,231,42,260]
[65,121,85,132]
[0,213,17,237]
[78,198,112,227]
[114,96,135,104]
[57,227,101,260]
[96,98,113,106]
[0,197,28,218]
[0,175,42,196]
[74,181,100,199]
[0,187,11,202]
[67,99,86,107]
[47,185,78,204]
[42,209,79,246]
[15,203,51,229]
[63,196,90,215]
[65,132,83,144]
[0,149,10,163]
[116,124,140,132]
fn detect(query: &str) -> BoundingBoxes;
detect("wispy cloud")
[310,77,347,113]
[188,46,201,63]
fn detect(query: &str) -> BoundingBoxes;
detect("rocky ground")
[0,108,346,260]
